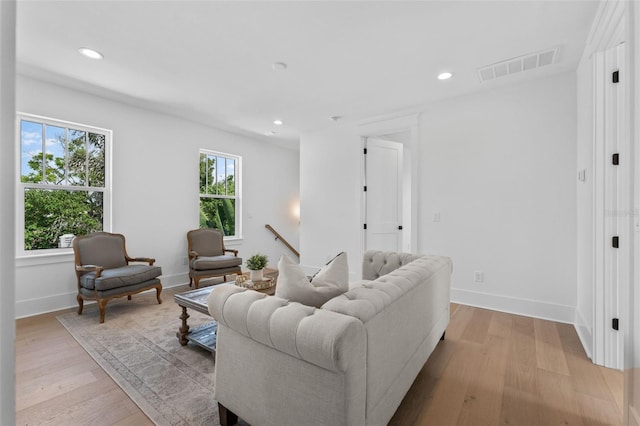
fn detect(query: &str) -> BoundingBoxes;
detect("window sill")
[224,237,243,247]
[16,251,74,268]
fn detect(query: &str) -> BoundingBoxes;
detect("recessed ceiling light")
[78,47,103,60]
[437,72,453,80]
[272,62,288,71]
[273,119,284,126]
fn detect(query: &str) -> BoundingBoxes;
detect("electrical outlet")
[474,271,484,283]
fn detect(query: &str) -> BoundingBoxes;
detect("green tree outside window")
[199,152,239,237]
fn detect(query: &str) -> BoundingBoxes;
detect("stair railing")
[265,224,300,258]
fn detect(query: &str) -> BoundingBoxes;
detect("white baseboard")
[574,308,593,360]
[451,288,575,324]
[15,291,79,319]
[15,272,190,319]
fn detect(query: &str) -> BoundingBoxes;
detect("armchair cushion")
[188,228,224,257]
[191,255,242,271]
[75,233,128,269]
[81,264,162,291]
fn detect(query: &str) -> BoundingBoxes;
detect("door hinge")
[612,236,619,248]
[612,70,619,83]
[364,148,368,155]
[363,223,367,230]
[613,318,619,331]
[612,153,619,165]
[363,186,367,192]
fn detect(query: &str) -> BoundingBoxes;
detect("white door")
[364,138,403,252]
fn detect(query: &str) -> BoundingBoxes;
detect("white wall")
[15,75,299,318]
[420,72,577,323]
[576,49,595,357]
[300,72,578,323]
[0,1,16,424]
[299,125,363,277]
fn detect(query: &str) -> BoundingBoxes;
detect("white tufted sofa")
[207,250,452,426]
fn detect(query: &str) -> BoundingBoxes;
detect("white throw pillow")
[275,252,349,307]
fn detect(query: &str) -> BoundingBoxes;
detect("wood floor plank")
[533,319,570,376]
[577,393,623,426]
[460,307,492,344]
[16,370,145,426]
[600,364,624,413]
[566,349,616,402]
[504,317,538,395]
[413,340,485,426]
[16,370,98,411]
[537,369,585,426]
[500,385,542,425]
[487,310,513,339]
[455,334,508,426]
[556,321,590,357]
[16,302,622,426]
[388,339,457,425]
[443,304,475,341]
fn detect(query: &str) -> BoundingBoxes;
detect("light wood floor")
[16,303,622,426]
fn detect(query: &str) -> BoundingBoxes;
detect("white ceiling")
[16,1,599,147]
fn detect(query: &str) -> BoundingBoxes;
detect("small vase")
[250,269,264,282]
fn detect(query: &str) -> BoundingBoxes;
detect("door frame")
[586,0,631,371]
[358,114,420,258]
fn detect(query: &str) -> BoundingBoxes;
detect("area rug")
[57,285,220,426]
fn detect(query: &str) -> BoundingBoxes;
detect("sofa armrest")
[208,284,366,373]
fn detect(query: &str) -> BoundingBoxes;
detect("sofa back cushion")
[362,250,421,280]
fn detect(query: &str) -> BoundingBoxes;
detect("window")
[17,113,111,254]
[199,150,241,239]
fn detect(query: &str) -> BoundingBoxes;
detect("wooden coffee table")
[174,285,221,353]
[174,271,278,353]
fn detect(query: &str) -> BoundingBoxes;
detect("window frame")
[16,112,112,259]
[199,149,242,241]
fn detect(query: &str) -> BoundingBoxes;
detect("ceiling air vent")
[477,47,559,83]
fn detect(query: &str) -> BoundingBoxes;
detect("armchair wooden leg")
[98,299,108,324]
[194,277,200,289]
[77,295,84,315]
[189,274,193,287]
[155,285,163,304]
[218,403,238,426]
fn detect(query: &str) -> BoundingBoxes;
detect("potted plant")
[246,253,268,282]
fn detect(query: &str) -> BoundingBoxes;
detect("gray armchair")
[187,228,242,289]
[73,232,163,323]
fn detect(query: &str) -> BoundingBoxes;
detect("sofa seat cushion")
[276,253,349,308]
[192,255,241,270]
[81,265,162,291]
